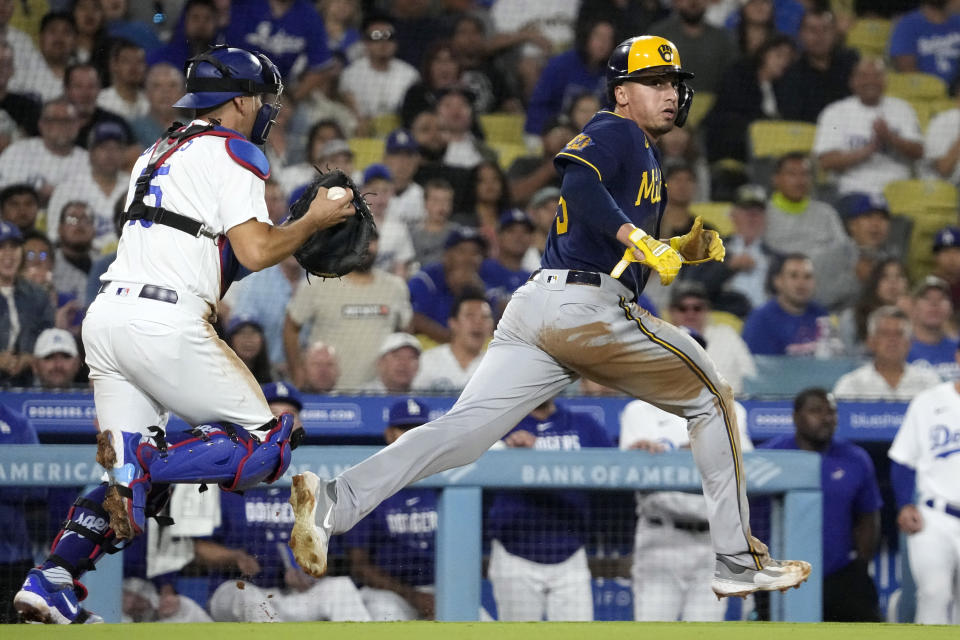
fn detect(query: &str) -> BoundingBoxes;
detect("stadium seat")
[479,113,525,145]
[685,91,715,130]
[845,18,891,59]
[490,141,528,171]
[371,113,400,137]
[886,72,948,102]
[744,355,862,396]
[348,137,385,172]
[689,201,734,237]
[709,310,743,334]
[883,178,958,217]
[747,120,817,159]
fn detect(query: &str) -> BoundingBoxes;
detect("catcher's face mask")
[250,54,283,145]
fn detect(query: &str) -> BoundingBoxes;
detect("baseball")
[327,186,347,200]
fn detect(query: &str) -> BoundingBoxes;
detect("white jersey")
[104,121,271,306]
[813,95,922,197]
[620,400,752,521]
[888,381,960,504]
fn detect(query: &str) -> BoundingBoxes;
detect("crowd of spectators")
[2,0,960,625]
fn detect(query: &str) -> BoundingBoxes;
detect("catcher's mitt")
[287,167,376,278]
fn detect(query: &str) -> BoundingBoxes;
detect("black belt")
[646,516,710,533]
[925,499,960,519]
[530,269,602,287]
[98,282,179,304]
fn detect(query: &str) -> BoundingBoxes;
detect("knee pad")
[138,414,300,493]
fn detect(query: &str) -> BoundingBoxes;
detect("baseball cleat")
[14,569,82,624]
[289,472,336,578]
[711,555,812,599]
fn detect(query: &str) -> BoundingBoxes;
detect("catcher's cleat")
[289,472,336,578]
[711,555,811,599]
[14,570,82,624]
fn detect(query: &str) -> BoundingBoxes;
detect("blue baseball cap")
[0,220,22,244]
[498,208,534,231]
[261,381,303,411]
[385,128,418,154]
[388,398,430,428]
[837,192,889,220]
[226,313,263,336]
[444,225,488,251]
[934,226,960,252]
[362,163,392,185]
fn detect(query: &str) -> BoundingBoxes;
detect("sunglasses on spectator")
[672,303,706,313]
[64,215,92,226]
[366,28,394,41]
[25,250,49,262]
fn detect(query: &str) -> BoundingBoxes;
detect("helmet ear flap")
[674,82,694,128]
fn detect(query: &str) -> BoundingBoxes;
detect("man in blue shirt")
[743,253,837,356]
[344,398,438,621]
[225,0,332,100]
[889,0,960,87]
[907,275,959,380]
[0,403,43,623]
[760,388,883,621]
[486,397,612,620]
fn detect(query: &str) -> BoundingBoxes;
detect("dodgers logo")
[930,425,960,459]
[658,44,674,62]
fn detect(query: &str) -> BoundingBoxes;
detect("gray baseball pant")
[331,269,766,568]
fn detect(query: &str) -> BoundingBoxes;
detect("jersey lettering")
[930,425,960,459]
[635,169,662,205]
[385,510,438,535]
[556,197,569,235]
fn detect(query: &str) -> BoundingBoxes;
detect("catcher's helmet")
[606,35,696,127]
[174,45,283,144]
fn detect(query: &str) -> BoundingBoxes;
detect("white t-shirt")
[96,87,150,122]
[47,170,128,250]
[412,343,483,391]
[888,381,960,504]
[490,0,578,52]
[813,95,922,196]
[703,324,757,395]
[339,57,419,118]
[619,400,752,521]
[104,120,270,305]
[386,182,425,228]
[833,362,942,401]
[373,215,415,274]
[923,107,960,184]
[0,138,89,192]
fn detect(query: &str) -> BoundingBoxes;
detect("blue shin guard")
[138,413,299,492]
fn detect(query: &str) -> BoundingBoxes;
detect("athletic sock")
[39,566,73,587]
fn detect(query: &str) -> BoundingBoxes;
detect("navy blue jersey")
[225,0,332,79]
[0,403,43,563]
[543,110,667,295]
[486,405,613,564]
[343,488,437,587]
[760,435,882,576]
[210,487,345,589]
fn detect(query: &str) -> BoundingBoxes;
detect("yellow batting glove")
[669,216,726,264]
[611,228,682,285]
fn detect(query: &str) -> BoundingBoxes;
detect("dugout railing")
[0,445,822,623]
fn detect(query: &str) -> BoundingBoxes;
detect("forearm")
[193,540,245,569]
[934,143,960,177]
[227,217,319,272]
[349,552,418,600]
[508,161,556,205]
[818,148,871,171]
[282,316,303,376]
[411,312,450,343]
[853,512,880,561]
[889,134,923,159]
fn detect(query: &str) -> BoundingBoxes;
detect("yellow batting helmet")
[606,35,696,127]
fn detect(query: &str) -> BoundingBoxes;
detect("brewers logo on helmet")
[605,35,696,127]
